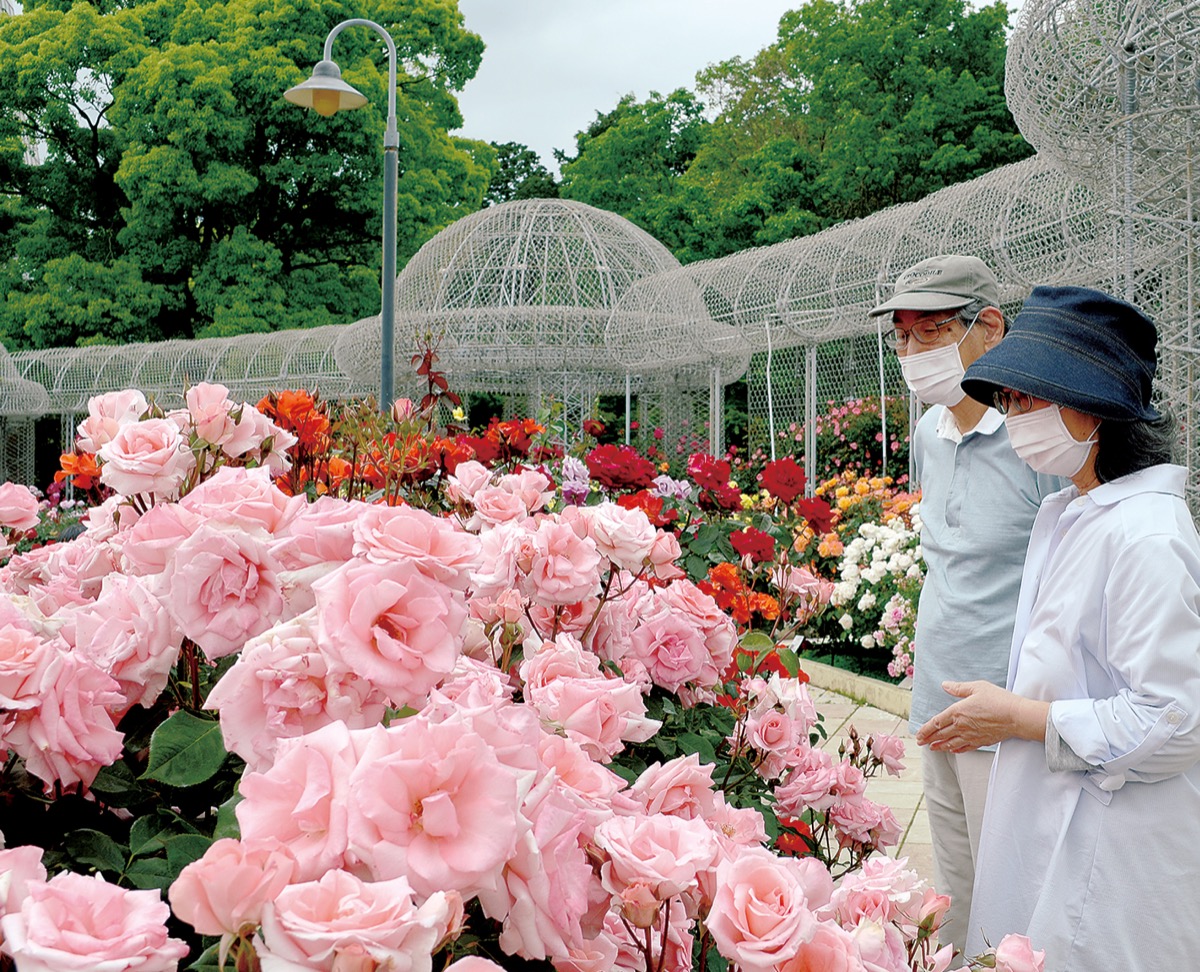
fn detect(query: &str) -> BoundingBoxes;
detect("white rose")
[838,613,854,631]
[857,592,877,612]
[861,634,876,649]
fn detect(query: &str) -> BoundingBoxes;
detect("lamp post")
[285,19,398,409]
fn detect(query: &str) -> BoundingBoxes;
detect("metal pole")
[321,19,398,409]
[625,372,631,444]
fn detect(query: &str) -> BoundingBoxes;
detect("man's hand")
[915,680,1050,753]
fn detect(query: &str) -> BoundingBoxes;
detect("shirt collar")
[934,405,1005,443]
[1085,463,1187,506]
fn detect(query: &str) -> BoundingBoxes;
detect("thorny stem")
[655,898,671,972]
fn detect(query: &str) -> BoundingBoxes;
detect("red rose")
[730,527,776,564]
[583,419,606,438]
[687,453,732,491]
[759,457,807,504]
[585,444,657,491]
[794,496,836,534]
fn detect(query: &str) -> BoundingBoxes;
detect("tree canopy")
[559,0,1029,263]
[0,0,492,347]
[483,140,558,205]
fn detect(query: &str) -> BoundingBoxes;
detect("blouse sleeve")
[1050,531,1200,792]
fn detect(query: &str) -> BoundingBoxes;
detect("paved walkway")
[810,685,934,884]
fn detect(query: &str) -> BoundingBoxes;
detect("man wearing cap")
[869,255,1063,955]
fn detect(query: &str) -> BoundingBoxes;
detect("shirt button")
[1168,711,1184,726]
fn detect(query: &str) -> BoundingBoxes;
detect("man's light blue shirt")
[908,404,1064,735]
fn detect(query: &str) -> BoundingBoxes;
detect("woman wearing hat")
[915,285,1200,969]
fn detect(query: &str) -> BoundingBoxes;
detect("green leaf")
[678,732,717,763]
[166,834,213,874]
[739,630,776,653]
[214,791,243,840]
[187,943,223,972]
[690,523,722,555]
[128,815,173,858]
[89,759,145,807]
[64,830,126,876]
[777,647,802,677]
[685,554,709,580]
[142,711,228,787]
[123,856,174,891]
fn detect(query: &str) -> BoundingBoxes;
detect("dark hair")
[956,299,1008,334]
[1094,407,1177,483]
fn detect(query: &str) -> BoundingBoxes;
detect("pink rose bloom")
[352,504,480,588]
[523,517,602,605]
[828,797,902,851]
[168,837,297,937]
[829,856,925,930]
[236,721,359,880]
[471,485,533,528]
[849,919,908,972]
[446,960,508,972]
[832,761,867,800]
[73,573,182,709]
[580,503,656,572]
[313,559,466,708]
[629,754,718,819]
[594,813,718,901]
[655,580,737,677]
[471,520,538,601]
[498,468,554,512]
[0,871,188,972]
[776,747,839,815]
[256,870,459,972]
[706,793,769,853]
[237,407,298,475]
[593,898,694,972]
[647,530,685,580]
[777,922,866,972]
[0,483,39,533]
[519,634,601,687]
[179,466,304,535]
[80,495,141,542]
[579,587,639,663]
[868,733,906,777]
[429,655,516,711]
[477,784,594,961]
[162,522,284,661]
[536,732,640,819]
[629,609,709,693]
[746,710,804,756]
[445,459,493,505]
[205,611,389,772]
[271,496,367,570]
[0,624,56,712]
[345,715,522,899]
[184,381,237,446]
[98,417,194,501]
[119,503,201,577]
[992,933,1046,972]
[707,847,825,971]
[4,649,123,791]
[0,844,46,924]
[76,389,148,453]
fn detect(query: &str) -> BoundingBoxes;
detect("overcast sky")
[452,0,1027,174]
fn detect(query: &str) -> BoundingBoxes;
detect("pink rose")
[75,389,148,452]
[352,504,480,588]
[746,710,804,755]
[271,496,366,570]
[0,844,46,924]
[98,417,194,500]
[446,960,508,972]
[647,530,685,580]
[993,934,1046,972]
[776,923,866,972]
[706,793,769,853]
[707,847,824,971]
[828,797,902,851]
[849,918,908,972]
[0,871,188,972]
[118,502,200,577]
[868,733,906,777]
[776,747,838,814]
[580,503,656,572]
[655,580,737,676]
[346,715,523,899]
[0,483,39,533]
[179,466,304,535]
[445,459,493,505]
[629,754,718,819]
[80,495,140,542]
[536,732,640,819]
[162,522,285,661]
[235,406,298,474]
[629,608,710,693]
[313,559,466,708]
[0,623,56,712]
[205,611,388,772]
[73,573,182,709]
[168,837,297,936]
[4,648,124,791]
[184,381,237,446]
[236,721,359,880]
[530,672,659,761]
[829,856,925,931]
[594,813,718,900]
[523,517,602,605]
[256,870,460,972]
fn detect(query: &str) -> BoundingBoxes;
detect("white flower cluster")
[830,516,923,608]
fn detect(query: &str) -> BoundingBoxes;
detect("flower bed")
[0,387,1038,972]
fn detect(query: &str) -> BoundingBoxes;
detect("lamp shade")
[284,59,368,116]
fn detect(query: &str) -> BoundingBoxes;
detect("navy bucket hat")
[961,285,1160,421]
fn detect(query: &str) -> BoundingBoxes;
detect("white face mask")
[1004,405,1098,477]
[896,316,975,406]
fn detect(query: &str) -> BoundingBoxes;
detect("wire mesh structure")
[1,1,1197,505]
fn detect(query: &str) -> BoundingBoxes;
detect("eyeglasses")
[992,389,1035,414]
[882,314,962,350]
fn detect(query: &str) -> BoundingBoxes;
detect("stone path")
[810,685,934,884]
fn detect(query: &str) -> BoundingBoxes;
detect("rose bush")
[0,386,1043,972]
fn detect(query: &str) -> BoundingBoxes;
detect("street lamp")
[285,19,398,409]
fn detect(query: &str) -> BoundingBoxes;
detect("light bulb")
[311,89,340,117]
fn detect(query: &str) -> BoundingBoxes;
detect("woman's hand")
[915,681,1050,753]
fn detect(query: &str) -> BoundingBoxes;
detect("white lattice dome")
[335,199,685,393]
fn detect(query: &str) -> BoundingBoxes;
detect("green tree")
[556,88,708,237]
[0,0,492,348]
[483,140,558,205]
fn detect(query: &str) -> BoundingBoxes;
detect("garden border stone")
[801,659,911,720]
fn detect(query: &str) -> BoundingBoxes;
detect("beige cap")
[869,254,1000,317]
